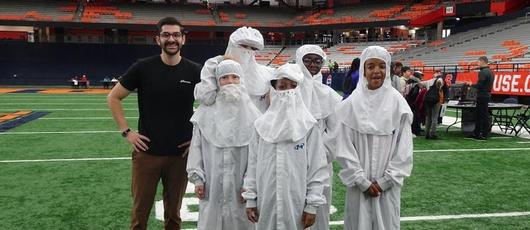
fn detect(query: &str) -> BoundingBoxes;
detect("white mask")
[218,84,242,104]
[254,64,316,143]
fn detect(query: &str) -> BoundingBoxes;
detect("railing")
[409,62,530,73]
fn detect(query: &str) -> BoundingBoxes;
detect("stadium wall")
[0,42,225,85]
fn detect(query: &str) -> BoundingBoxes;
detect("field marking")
[0,102,137,105]
[1,98,136,100]
[0,130,118,135]
[327,212,530,225]
[0,157,129,163]
[39,117,138,120]
[490,136,513,139]
[0,108,137,111]
[517,141,530,144]
[414,148,530,153]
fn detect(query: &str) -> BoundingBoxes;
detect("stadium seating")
[216,6,296,27]
[255,40,424,67]
[81,2,216,25]
[320,40,424,67]
[0,0,75,22]
[396,16,530,69]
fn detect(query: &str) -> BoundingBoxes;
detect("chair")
[512,105,530,136]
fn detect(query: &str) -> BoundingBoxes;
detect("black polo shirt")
[120,55,201,156]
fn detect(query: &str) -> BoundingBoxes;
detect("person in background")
[102,76,111,89]
[399,66,413,94]
[342,58,360,100]
[71,76,79,89]
[421,70,445,139]
[404,73,422,137]
[471,56,494,140]
[80,74,89,88]
[390,61,403,91]
[412,71,423,82]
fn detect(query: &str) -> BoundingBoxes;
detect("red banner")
[409,7,445,27]
[456,71,530,96]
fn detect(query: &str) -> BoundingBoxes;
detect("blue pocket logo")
[294,143,305,150]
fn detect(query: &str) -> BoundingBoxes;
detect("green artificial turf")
[1,93,529,229]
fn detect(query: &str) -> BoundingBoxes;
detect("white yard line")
[1,98,136,101]
[0,157,129,163]
[328,212,530,225]
[1,108,137,111]
[489,136,513,139]
[414,147,530,153]
[0,130,119,135]
[179,211,530,229]
[39,117,138,120]
[0,102,137,105]
[517,141,530,144]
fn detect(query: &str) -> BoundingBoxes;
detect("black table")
[446,103,523,134]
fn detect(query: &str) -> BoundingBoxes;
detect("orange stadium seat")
[465,50,488,56]
[410,60,426,67]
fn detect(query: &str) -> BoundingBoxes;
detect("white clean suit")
[243,64,329,230]
[296,45,342,230]
[194,27,274,113]
[187,60,261,230]
[327,46,414,230]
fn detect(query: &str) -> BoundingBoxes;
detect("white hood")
[194,27,273,106]
[296,44,342,120]
[334,46,412,135]
[224,27,272,96]
[254,63,316,143]
[190,60,261,147]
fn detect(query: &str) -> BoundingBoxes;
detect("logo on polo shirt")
[180,80,191,84]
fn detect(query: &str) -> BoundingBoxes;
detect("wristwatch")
[121,128,131,137]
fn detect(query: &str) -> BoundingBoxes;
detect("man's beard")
[162,41,181,56]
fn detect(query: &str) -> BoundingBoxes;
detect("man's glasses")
[159,32,183,39]
[239,44,259,51]
[303,58,323,65]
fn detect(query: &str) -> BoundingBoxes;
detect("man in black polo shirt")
[472,56,494,140]
[107,17,201,230]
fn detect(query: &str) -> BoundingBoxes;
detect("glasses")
[303,58,323,65]
[159,32,183,39]
[239,44,259,51]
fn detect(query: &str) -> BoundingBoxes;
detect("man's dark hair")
[394,62,403,68]
[157,17,184,32]
[479,56,488,64]
[401,66,411,74]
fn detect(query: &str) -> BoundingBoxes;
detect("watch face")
[122,129,130,137]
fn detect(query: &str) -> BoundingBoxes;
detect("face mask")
[226,46,254,67]
[218,84,243,103]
